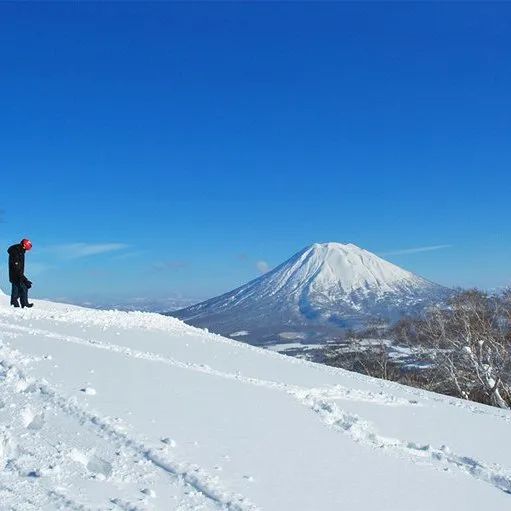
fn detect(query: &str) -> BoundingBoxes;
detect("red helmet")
[21,239,32,251]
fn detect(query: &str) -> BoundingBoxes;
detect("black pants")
[11,281,29,307]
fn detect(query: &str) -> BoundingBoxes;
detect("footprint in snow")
[69,449,112,479]
[80,387,96,396]
[15,377,33,393]
[160,437,176,447]
[21,407,45,430]
[86,455,112,479]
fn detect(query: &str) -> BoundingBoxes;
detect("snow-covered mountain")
[173,242,448,344]
[1,293,510,509]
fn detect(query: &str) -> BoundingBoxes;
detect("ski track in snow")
[0,336,258,510]
[2,319,511,500]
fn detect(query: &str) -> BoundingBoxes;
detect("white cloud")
[380,244,452,256]
[46,243,129,259]
[256,260,270,274]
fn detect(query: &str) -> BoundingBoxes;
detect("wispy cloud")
[46,243,129,259]
[111,250,147,261]
[152,260,189,271]
[380,244,452,256]
[256,260,270,274]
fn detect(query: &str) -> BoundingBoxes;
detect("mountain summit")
[173,243,447,344]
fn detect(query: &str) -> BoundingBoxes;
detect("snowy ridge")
[1,294,511,509]
[174,242,448,343]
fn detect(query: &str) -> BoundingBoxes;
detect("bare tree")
[359,340,399,381]
[326,336,400,382]
[398,289,511,408]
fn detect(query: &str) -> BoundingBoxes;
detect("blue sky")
[1,2,510,301]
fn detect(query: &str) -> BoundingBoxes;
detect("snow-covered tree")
[403,289,511,408]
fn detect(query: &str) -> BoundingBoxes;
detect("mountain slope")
[174,242,447,344]
[0,294,510,510]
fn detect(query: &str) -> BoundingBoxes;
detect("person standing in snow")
[7,239,33,308]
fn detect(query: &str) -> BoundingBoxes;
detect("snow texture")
[0,292,510,510]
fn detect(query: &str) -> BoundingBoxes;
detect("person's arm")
[9,248,25,282]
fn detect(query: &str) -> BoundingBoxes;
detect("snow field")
[0,294,510,510]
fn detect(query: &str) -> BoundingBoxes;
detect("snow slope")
[1,294,510,510]
[174,243,448,344]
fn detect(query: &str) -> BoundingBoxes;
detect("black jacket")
[8,244,25,284]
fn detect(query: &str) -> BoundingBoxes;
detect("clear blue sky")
[1,2,510,301]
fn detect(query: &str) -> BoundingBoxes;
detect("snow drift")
[0,293,510,510]
[174,242,448,344]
